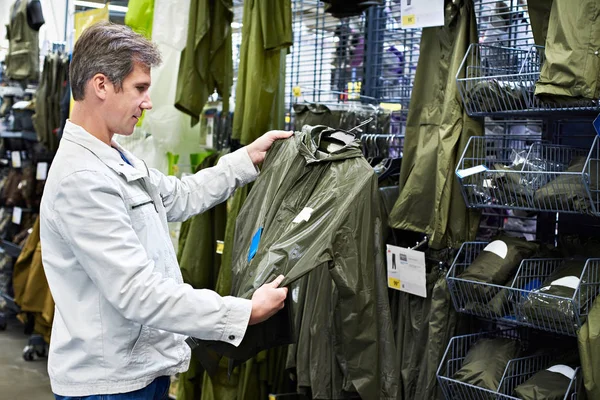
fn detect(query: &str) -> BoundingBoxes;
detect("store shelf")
[0,290,20,313]
[0,240,23,259]
[456,44,600,118]
[446,242,600,336]
[455,135,600,216]
[437,329,579,400]
[0,124,37,142]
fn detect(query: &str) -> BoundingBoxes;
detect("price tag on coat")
[401,0,444,29]
[11,151,21,168]
[37,162,48,180]
[12,207,22,225]
[386,244,427,297]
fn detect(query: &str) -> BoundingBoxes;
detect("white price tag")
[36,162,48,180]
[206,116,214,148]
[12,207,22,225]
[401,0,444,29]
[11,151,21,168]
[456,164,489,179]
[386,244,427,297]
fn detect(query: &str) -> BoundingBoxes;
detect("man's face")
[105,62,152,136]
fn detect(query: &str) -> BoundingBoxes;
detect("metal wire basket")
[498,354,579,400]
[436,329,526,400]
[456,135,600,216]
[456,44,541,116]
[447,242,600,336]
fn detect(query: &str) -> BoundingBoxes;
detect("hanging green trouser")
[175,0,233,126]
[388,0,482,250]
[231,0,292,145]
[527,0,600,101]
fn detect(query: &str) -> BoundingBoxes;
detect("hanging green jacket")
[124,0,154,39]
[578,295,600,399]
[175,0,233,126]
[5,0,40,81]
[232,0,292,145]
[192,125,398,399]
[388,0,482,250]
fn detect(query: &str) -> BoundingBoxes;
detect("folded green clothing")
[493,163,533,208]
[513,364,575,400]
[466,79,530,113]
[454,337,521,391]
[521,259,587,329]
[459,234,538,300]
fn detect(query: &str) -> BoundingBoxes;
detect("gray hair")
[70,22,162,101]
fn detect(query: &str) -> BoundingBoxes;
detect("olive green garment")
[5,0,40,81]
[231,0,292,145]
[526,0,552,47]
[454,337,521,391]
[514,368,573,400]
[579,296,600,399]
[388,0,483,250]
[175,0,233,126]
[533,0,600,100]
[124,0,154,39]
[200,125,398,399]
[458,234,539,299]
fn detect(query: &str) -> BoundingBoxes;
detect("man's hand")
[249,275,288,325]
[246,130,293,165]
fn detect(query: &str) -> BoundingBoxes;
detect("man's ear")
[90,73,109,100]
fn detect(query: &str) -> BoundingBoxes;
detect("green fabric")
[454,337,521,391]
[196,125,398,399]
[388,0,483,250]
[534,157,598,214]
[579,296,600,399]
[124,0,154,38]
[526,0,553,46]
[458,235,538,299]
[514,367,573,400]
[6,0,40,81]
[463,286,513,319]
[492,162,533,208]
[231,0,292,145]
[175,0,233,126]
[533,0,600,100]
[466,79,530,113]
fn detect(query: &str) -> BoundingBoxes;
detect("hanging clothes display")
[388,0,483,250]
[33,52,69,153]
[232,0,292,145]
[189,125,398,399]
[5,0,43,81]
[125,0,154,39]
[175,0,233,126]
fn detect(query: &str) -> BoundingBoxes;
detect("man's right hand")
[249,275,288,325]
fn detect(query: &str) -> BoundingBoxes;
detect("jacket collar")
[62,120,149,182]
[297,124,363,164]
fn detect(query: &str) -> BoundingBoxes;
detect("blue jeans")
[54,376,170,400]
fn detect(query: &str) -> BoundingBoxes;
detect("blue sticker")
[594,113,600,136]
[248,227,263,263]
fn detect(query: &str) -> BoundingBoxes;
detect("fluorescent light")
[74,1,128,13]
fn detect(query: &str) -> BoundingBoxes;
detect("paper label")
[36,162,48,180]
[456,164,489,179]
[401,0,444,29]
[547,365,576,380]
[11,151,21,168]
[206,116,214,148]
[216,240,224,255]
[484,240,508,259]
[12,207,22,225]
[386,245,427,297]
[293,207,314,224]
[550,276,580,290]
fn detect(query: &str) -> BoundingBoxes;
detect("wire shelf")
[456,135,600,216]
[457,44,600,117]
[437,330,579,400]
[447,242,600,336]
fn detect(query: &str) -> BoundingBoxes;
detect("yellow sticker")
[402,14,416,26]
[216,240,224,255]
[292,86,302,97]
[268,396,276,400]
[388,277,401,290]
[285,114,291,124]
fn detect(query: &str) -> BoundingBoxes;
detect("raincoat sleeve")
[149,147,259,222]
[51,170,251,346]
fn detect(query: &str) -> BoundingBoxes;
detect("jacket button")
[228,335,235,340]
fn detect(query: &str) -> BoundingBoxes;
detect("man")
[40,22,290,399]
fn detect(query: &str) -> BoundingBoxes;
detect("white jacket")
[40,121,257,396]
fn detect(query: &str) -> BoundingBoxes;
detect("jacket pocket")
[128,324,150,365]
